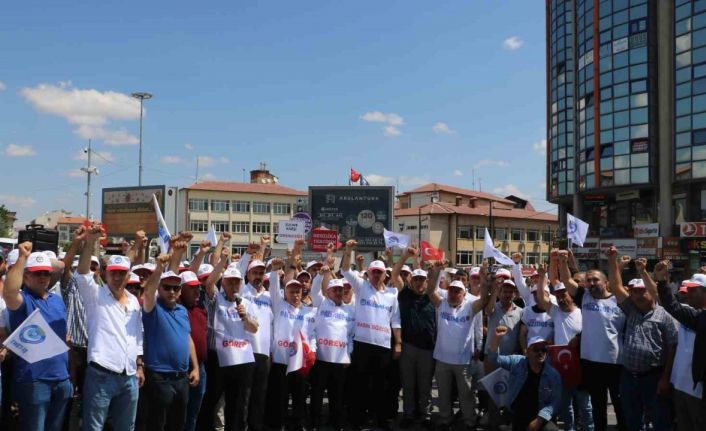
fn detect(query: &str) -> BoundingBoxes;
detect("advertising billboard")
[102,185,170,238]
[309,186,394,251]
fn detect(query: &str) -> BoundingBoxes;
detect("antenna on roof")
[479,177,482,192]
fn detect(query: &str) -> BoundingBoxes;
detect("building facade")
[396,184,557,267]
[57,216,89,244]
[547,0,706,272]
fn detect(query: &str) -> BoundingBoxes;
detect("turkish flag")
[548,344,582,387]
[420,240,445,261]
[350,168,361,183]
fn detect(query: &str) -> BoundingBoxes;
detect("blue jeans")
[619,369,670,431]
[560,385,594,431]
[15,378,73,431]
[184,362,206,431]
[82,365,139,431]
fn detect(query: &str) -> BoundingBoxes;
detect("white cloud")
[361,111,405,137]
[160,155,183,164]
[0,194,36,208]
[4,144,36,157]
[200,173,217,181]
[474,159,510,169]
[493,184,529,199]
[453,169,463,177]
[219,156,230,164]
[74,149,114,165]
[0,81,6,91]
[365,174,396,186]
[184,143,194,151]
[433,122,455,134]
[533,138,547,155]
[503,36,524,51]
[21,82,141,146]
[383,126,401,137]
[197,156,215,167]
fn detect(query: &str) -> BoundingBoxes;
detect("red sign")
[681,222,706,238]
[309,228,339,252]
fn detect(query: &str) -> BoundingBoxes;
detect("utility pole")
[131,92,153,186]
[195,155,200,183]
[81,139,98,219]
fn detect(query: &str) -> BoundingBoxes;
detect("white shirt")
[671,323,703,399]
[521,305,555,344]
[342,270,401,349]
[511,264,558,307]
[580,291,625,364]
[242,283,273,356]
[548,306,582,346]
[0,296,5,377]
[433,295,480,365]
[213,291,256,366]
[77,273,143,375]
[314,298,355,364]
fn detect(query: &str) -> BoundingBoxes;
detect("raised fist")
[200,240,212,253]
[495,325,509,337]
[405,245,419,257]
[511,252,522,264]
[345,240,357,250]
[260,235,271,245]
[18,241,32,258]
[220,232,232,242]
[606,246,618,258]
[156,253,171,266]
[618,255,631,270]
[270,258,284,271]
[634,258,647,272]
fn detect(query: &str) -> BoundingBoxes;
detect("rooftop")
[57,216,89,224]
[395,201,557,222]
[184,181,307,196]
[400,183,515,204]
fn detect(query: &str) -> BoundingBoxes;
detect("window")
[231,245,248,256]
[494,228,508,241]
[457,225,472,239]
[233,201,250,213]
[273,203,291,215]
[527,230,540,242]
[252,222,271,234]
[511,229,524,241]
[212,221,229,232]
[475,226,487,239]
[189,244,200,257]
[253,202,270,214]
[232,222,249,233]
[210,200,229,212]
[456,251,473,266]
[526,253,540,265]
[188,199,208,211]
[541,231,552,242]
[475,252,485,265]
[190,220,208,232]
[272,223,279,234]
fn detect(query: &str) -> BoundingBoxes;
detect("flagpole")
[348,167,351,186]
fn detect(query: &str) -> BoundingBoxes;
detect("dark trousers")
[351,341,392,426]
[197,351,222,431]
[222,362,256,431]
[310,360,347,427]
[144,370,189,431]
[248,353,270,431]
[619,369,671,431]
[582,360,626,431]
[266,363,307,428]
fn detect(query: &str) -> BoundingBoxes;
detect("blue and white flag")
[360,175,370,186]
[479,367,511,408]
[383,229,411,250]
[3,309,69,364]
[152,194,171,254]
[567,213,589,247]
[206,224,218,248]
[482,228,514,266]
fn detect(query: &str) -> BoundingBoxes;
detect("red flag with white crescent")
[548,344,582,387]
[420,240,445,261]
[350,168,361,183]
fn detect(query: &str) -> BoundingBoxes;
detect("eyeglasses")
[161,285,181,292]
[370,270,384,275]
[126,284,143,291]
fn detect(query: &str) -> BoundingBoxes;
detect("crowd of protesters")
[0,221,703,431]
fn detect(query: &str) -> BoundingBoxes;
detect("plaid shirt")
[620,301,678,373]
[62,273,89,348]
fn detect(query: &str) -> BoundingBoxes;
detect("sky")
[0,0,551,226]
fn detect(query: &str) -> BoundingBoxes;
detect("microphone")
[234,293,242,305]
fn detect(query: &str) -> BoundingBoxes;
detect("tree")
[0,205,12,237]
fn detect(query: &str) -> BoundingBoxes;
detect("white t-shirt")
[342,270,401,349]
[521,305,555,344]
[0,296,5,377]
[268,272,317,365]
[548,306,582,346]
[314,299,355,364]
[213,292,256,366]
[671,323,703,399]
[580,291,625,364]
[242,283,273,357]
[433,296,480,365]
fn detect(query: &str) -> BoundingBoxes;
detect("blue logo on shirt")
[19,325,46,344]
[493,381,508,394]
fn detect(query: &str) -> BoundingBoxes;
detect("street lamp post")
[131,92,153,186]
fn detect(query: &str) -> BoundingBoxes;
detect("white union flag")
[3,309,69,364]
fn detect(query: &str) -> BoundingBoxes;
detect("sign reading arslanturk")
[309,186,394,251]
[102,186,167,237]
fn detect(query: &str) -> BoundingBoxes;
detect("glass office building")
[547,0,706,237]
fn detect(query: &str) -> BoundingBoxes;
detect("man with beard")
[488,327,562,431]
[391,245,436,429]
[558,250,626,431]
[606,249,676,431]
[534,261,591,431]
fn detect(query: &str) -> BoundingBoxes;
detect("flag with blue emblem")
[479,367,511,408]
[360,175,370,186]
[566,213,589,247]
[3,309,69,364]
[383,228,410,250]
[152,194,171,254]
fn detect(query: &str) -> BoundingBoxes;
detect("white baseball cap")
[223,268,243,279]
[327,279,344,290]
[501,279,516,288]
[528,336,549,348]
[448,280,466,290]
[143,262,156,272]
[306,260,322,271]
[368,260,386,272]
[127,273,141,285]
[285,279,303,289]
[91,255,100,265]
[180,271,200,286]
[688,273,706,288]
[530,283,550,293]
[25,252,53,272]
[446,268,458,275]
[401,265,412,274]
[160,271,181,282]
[627,278,646,289]
[43,250,57,260]
[552,282,567,292]
[469,267,481,278]
[106,255,130,272]
[179,260,190,270]
[248,260,266,271]
[411,269,428,279]
[7,249,19,267]
[496,268,512,279]
[197,264,214,279]
[296,270,312,280]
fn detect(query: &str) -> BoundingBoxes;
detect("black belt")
[89,361,127,376]
[147,369,188,379]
